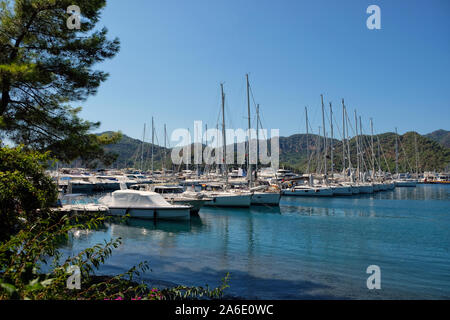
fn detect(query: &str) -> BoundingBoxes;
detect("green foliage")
[425,129,450,149]
[0,145,230,300]
[0,144,57,241]
[0,0,121,166]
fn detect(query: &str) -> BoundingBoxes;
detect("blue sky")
[79,0,450,144]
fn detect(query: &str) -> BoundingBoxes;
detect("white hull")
[108,207,190,220]
[331,186,353,196]
[251,192,281,205]
[395,180,417,187]
[203,193,252,207]
[282,187,333,197]
[359,185,374,194]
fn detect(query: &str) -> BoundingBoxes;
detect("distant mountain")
[100,130,450,172]
[425,130,450,149]
[101,131,171,170]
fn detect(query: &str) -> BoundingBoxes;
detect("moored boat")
[99,190,191,220]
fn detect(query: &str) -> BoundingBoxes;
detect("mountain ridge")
[99,130,450,172]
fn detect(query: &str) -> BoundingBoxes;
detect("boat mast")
[256,104,260,174]
[141,123,146,171]
[221,83,228,185]
[151,117,154,174]
[163,123,167,173]
[359,116,364,182]
[305,107,310,174]
[329,102,334,177]
[414,133,419,178]
[354,110,360,182]
[341,99,346,174]
[321,94,327,180]
[370,118,375,181]
[395,127,399,176]
[246,74,253,187]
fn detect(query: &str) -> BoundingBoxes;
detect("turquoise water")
[60,184,450,299]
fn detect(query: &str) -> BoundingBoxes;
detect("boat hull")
[282,188,333,197]
[395,180,417,187]
[203,194,252,207]
[108,207,190,220]
[331,186,353,196]
[359,185,374,194]
[251,192,281,205]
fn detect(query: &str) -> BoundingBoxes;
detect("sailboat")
[281,100,333,197]
[202,83,252,207]
[244,75,282,206]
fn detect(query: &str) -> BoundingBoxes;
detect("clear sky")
[79,0,450,144]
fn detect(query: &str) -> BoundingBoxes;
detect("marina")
[59,184,450,299]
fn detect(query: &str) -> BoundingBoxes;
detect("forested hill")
[425,130,450,149]
[100,130,450,173]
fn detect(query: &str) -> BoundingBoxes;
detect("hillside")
[426,130,450,149]
[100,131,450,173]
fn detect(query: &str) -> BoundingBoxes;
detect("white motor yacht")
[151,185,212,213]
[99,190,191,220]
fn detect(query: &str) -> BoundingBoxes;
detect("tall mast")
[317,126,321,174]
[305,107,310,174]
[345,106,352,171]
[414,133,419,177]
[221,83,228,185]
[342,99,346,173]
[329,102,334,177]
[163,123,167,173]
[395,127,399,176]
[141,123,146,171]
[359,116,364,181]
[321,94,327,179]
[256,104,260,173]
[151,117,154,174]
[246,74,252,186]
[354,110,360,181]
[370,118,375,180]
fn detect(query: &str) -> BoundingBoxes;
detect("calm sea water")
[59,184,450,299]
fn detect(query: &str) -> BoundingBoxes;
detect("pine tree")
[0,0,121,166]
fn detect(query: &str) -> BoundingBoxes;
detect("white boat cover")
[100,190,181,208]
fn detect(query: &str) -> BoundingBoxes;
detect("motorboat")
[151,185,212,213]
[98,190,191,220]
